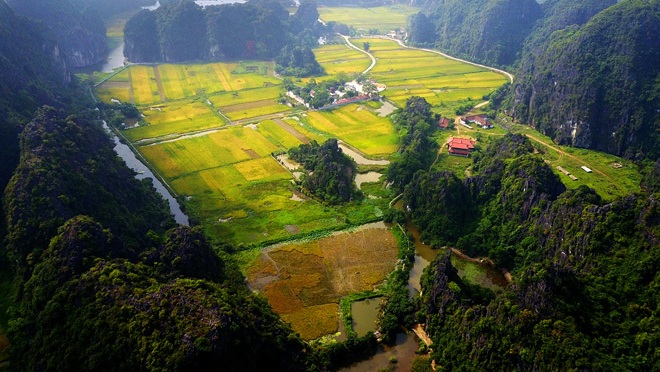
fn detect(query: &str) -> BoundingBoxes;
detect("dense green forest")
[6,0,108,67]
[507,0,660,159]
[386,96,439,191]
[289,138,360,203]
[414,136,659,370]
[408,0,543,67]
[124,0,325,76]
[411,0,659,160]
[0,0,657,370]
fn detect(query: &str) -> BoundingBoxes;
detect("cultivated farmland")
[246,223,398,339]
[354,38,508,117]
[318,4,419,34]
[305,104,398,156]
[312,43,372,78]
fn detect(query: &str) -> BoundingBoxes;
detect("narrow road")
[340,34,377,74]
[382,36,514,84]
[524,132,613,182]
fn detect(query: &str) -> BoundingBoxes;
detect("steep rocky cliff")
[408,0,543,67]
[0,1,69,232]
[509,0,660,159]
[7,0,107,67]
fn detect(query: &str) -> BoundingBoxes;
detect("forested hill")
[6,0,107,67]
[0,1,71,243]
[2,102,312,372]
[412,134,659,370]
[508,0,660,159]
[408,0,543,67]
[124,0,324,68]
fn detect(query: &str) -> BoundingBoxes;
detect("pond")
[405,222,508,296]
[341,332,421,372]
[339,143,390,166]
[351,297,382,337]
[354,172,382,190]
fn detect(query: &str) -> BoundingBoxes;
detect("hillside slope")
[509,0,660,159]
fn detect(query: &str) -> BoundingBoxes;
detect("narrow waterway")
[102,122,189,225]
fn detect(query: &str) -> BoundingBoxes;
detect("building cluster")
[447,137,476,156]
[460,114,494,129]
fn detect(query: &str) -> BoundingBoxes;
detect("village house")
[438,117,451,130]
[447,137,476,156]
[460,114,494,129]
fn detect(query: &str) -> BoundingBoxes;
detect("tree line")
[124,0,327,76]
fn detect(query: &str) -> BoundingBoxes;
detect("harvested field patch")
[281,304,339,340]
[243,148,260,159]
[247,223,398,339]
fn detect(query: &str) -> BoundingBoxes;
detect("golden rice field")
[124,99,224,141]
[354,38,508,116]
[246,224,398,339]
[313,43,372,78]
[305,104,398,156]
[96,61,280,105]
[318,4,419,33]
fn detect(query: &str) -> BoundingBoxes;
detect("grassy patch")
[505,123,642,200]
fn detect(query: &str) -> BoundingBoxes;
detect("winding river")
[102,122,189,225]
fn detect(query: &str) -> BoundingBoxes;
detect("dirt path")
[274,119,310,143]
[413,324,433,347]
[152,66,166,101]
[128,69,135,104]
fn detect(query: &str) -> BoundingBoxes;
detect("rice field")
[305,104,398,156]
[95,61,281,105]
[246,223,398,339]
[353,38,508,117]
[313,43,372,78]
[123,99,224,141]
[318,4,419,33]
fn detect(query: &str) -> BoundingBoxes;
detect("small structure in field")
[581,166,592,173]
[447,137,476,156]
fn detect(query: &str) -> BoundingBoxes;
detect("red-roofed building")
[447,137,476,156]
[438,117,450,130]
